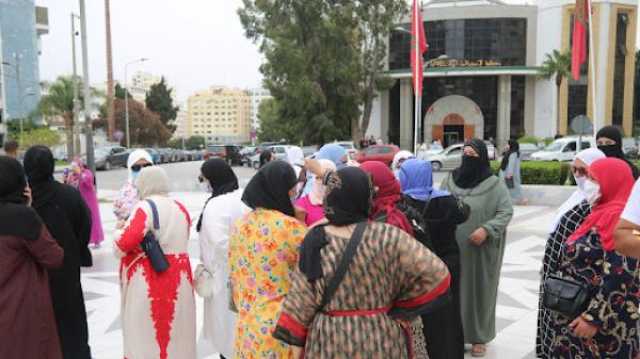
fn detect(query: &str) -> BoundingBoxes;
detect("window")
[447,147,462,156]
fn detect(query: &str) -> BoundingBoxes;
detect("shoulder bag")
[141,199,170,273]
[542,275,589,318]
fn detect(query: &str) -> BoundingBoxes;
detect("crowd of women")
[4,124,640,358]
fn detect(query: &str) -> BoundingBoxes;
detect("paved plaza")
[83,183,551,359]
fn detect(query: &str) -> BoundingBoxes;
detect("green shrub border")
[490,160,572,185]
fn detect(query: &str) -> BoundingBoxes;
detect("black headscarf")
[0,156,42,241]
[23,146,57,209]
[259,150,273,168]
[300,167,372,281]
[596,126,640,179]
[242,160,297,217]
[452,138,494,189]
[500,139,520,171]
[196,158,240,232]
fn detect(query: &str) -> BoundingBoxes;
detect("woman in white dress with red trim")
[115,166,196,359]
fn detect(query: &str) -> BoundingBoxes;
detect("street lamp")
[124,57,148,148]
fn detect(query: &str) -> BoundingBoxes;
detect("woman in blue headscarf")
[301,143,347,196]
[399,159,470,359]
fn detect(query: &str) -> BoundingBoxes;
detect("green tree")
[113,98,171,146]
[115,83,132,100]
[540,50,572,135]
[145,77,179,133]
[18,127,60,149]
[256,99,297,143]
[184,136,206,150]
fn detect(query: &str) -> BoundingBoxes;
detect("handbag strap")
[319,222,367,311]
[145,199,160,230]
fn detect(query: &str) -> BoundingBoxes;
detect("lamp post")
[78,0,96,172]
[71,13,81,158]
[124,58,148,148]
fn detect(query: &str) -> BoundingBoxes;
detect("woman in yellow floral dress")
[229,161,306,359]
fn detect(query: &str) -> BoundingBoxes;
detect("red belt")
[325,306,391,317]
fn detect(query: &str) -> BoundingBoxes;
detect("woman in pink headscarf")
[65,158,104,247]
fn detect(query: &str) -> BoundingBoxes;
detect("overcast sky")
[36,0,640,103]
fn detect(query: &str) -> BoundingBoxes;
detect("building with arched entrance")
[366,0,637,151]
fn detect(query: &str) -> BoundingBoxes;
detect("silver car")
[429,144,463,171]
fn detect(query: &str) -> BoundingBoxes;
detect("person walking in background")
[194,159,249,359]
[0,156,64,359]
[499,139,527,205]
[229,161,306,359]
[115,166,196,359]
[273,166,451,358]
[259,149,274,168]
[546,158,639,358]
[113,149,154,227]
[536,148,605,358]
[596,125,640,179]
[3,139,18,159]
[23,146,94,359]
[65,158,104,248]
[441,139,514,357]
[399,159,470,359]
[294,159,336,226]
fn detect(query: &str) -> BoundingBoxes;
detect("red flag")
[571,0,589,80]
[411,0,427,95]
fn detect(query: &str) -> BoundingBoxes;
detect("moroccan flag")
[571,0,589,80]
[411,0,427,95]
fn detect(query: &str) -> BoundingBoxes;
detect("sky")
[36,0,640,103]
[36,0,264,103]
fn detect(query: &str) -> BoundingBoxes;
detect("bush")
[518,135,540,144]
[491,160,571,185]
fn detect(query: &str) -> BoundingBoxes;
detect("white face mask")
[199,181,212,193]
[581,179,601,206]
[575,176,587,192]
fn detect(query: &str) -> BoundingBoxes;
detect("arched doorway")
[424,95,484,147]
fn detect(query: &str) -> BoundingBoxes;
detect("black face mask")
[598,144,623,159]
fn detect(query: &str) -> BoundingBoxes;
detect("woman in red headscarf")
[546,158,640,358]
[360,161,414,236]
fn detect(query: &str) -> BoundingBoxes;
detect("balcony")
[35,6,49,36]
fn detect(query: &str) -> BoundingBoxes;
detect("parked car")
[144,148,162,164]
[240,146,258,167]
[530,136,594,162]
[204,145,243,165]
[95,146,130,171]
[418,143,444,160]
[249,145,289,169]
[519,143,540,161]
[355,144,400,166]
[429,143,463,171]
[302,146,317,158]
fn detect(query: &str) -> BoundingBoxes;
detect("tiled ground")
[83,191,552,359]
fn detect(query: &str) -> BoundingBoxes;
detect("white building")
[172,104,189,140]
[129,71,161,104]
[248,87,272,131]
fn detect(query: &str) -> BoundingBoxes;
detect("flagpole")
[586,0,598,136]
[413,0,420,153]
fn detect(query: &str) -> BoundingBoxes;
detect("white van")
[530,136,595,162]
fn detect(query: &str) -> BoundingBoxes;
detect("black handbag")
[141,199,170,273]
[542,275,590,318]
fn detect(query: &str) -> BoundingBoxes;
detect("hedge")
[490,160,571,185]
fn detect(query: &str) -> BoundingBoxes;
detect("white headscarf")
[127,149,154,182]
[136,166,170,200]
[549,147,606,233]
[309,160,337,205]
[286,146,305,178]
[392,150,415,178]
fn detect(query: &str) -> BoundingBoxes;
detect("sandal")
[471,344,486,357]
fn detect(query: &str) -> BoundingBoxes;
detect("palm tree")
[39,76,75,158]
[540,50,572,135]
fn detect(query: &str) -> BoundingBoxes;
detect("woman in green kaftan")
[441,139,514,357]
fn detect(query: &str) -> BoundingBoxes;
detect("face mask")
[199,181,212,193]
[575,176,587,192]
[131,171,140,183]
[598,144,620,158]
[581,179,601,206]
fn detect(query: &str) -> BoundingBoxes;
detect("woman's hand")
[469,227,488,246]
[24,186,32,207]
[569,316,598,339]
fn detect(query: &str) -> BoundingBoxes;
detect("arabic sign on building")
[425,58,502,68]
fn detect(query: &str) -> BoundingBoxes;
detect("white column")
[497,75,512,151]
[399,79,413,150]
[595,3,611,129]
[380,88,391,143]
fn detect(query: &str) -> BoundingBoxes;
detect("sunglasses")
[131,163,153,172]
